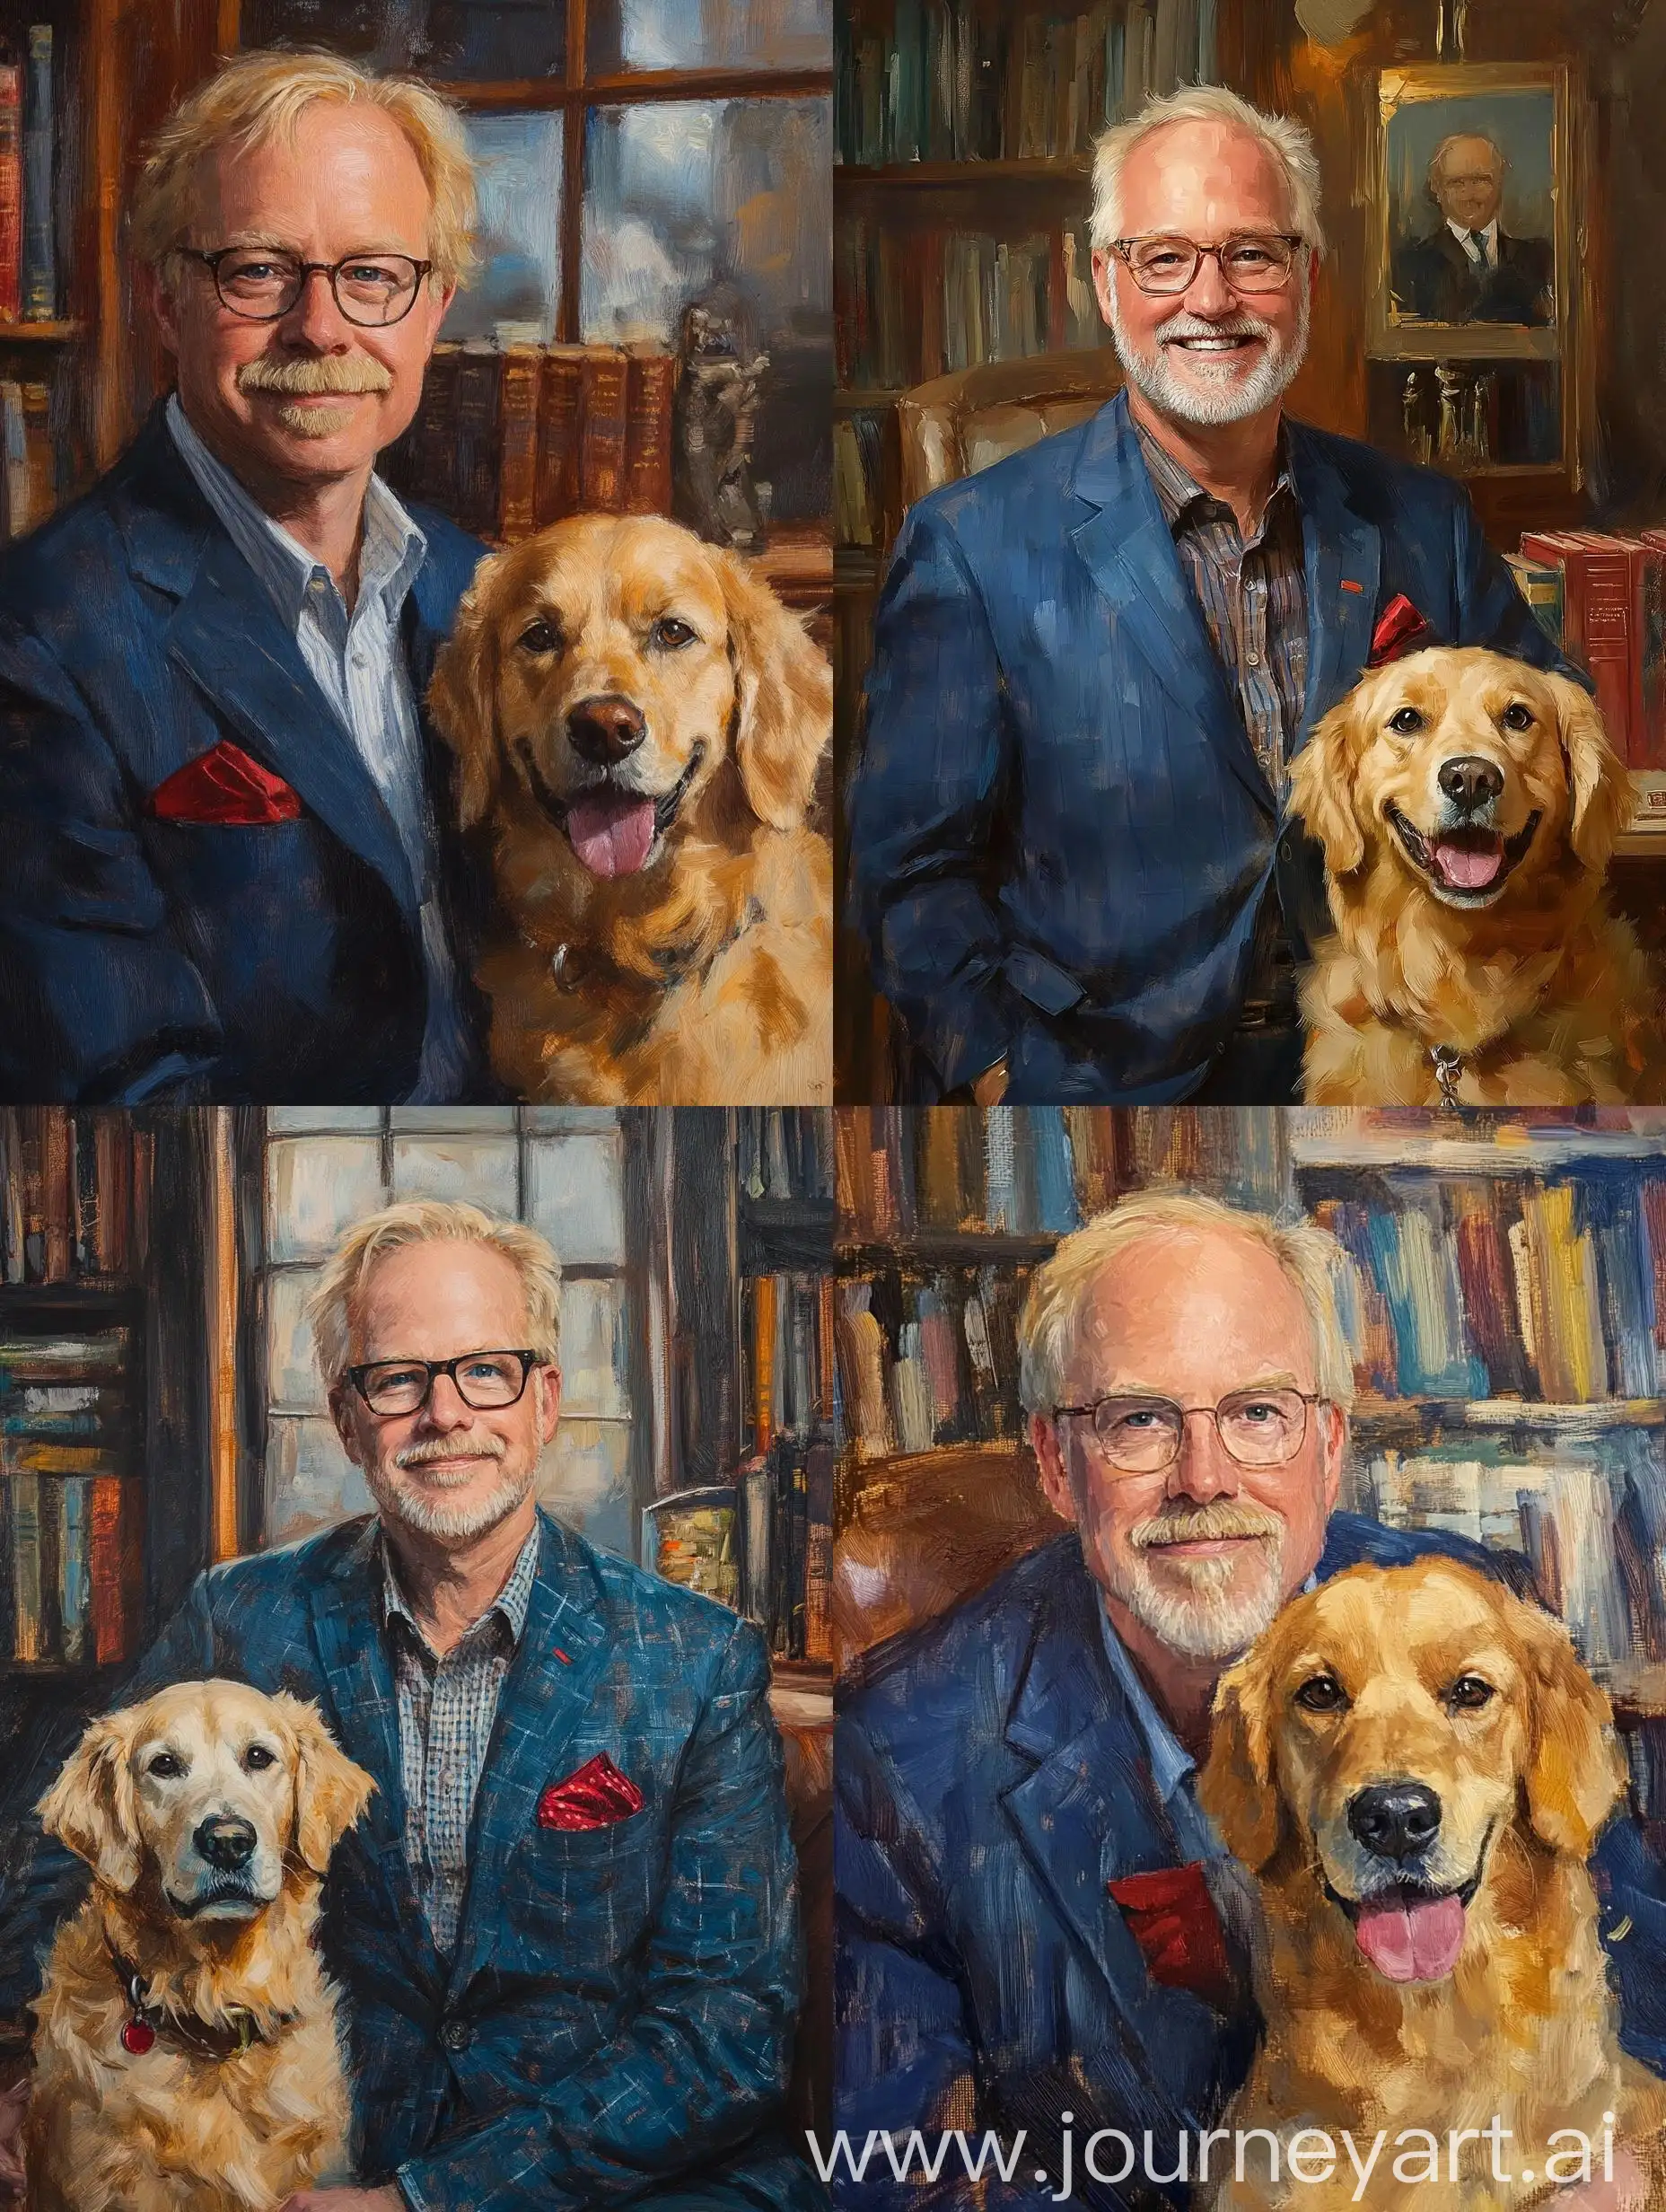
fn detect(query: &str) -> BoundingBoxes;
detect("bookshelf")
[836,1105,1666,1801]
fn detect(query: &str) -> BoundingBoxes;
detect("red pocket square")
[1367,592,1435,668]
[537,1754,644,1832]
[1108,1862,1236,2012]
[150,741,303,826]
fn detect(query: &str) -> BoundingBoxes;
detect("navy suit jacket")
[0,405,491,1102]
[835,1517,1666,2211]
[848,392,1572,1101]
[0,1512,821,2212]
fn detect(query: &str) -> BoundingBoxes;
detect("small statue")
[673,283,769,553]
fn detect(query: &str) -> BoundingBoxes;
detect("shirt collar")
[1094,1593,1197,1807]
[378,1520,539,1654]
[1447,215,1500,252]
[1132,406,1297,535]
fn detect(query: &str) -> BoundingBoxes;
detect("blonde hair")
[131,48,478,287]
[1017,1189,1356,1416]
[306,1200,561,1386]
[1089,83,1327,260]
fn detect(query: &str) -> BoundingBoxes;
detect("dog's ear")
[272,1693,375,1874]
[1516,1599,1627,1856]
[720,550,831,830]
[427,551,509,830]
[37,1712,143,1893]
[1198,1646,1284,1870]
[1546,670,1630,874]
[1288,699,1367,877]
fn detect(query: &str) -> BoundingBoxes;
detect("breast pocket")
[507,1809,664,1958]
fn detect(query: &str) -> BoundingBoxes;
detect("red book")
[0,65,19,322]
[1521,531,1634,764]
[1636,528,1666,770]
[534,344,585,526]
[91,1475,141,1664]
[578,347,630,512]
[621,346,675,515]
[495,343,541,540]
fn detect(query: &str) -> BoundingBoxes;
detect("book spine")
[579,347,630,512]
[534,346,585,527]
[21,380,50,532]
[413,344,460,520]
[452,347,504,540]
[11,1468,41,1660]
[0,66,21,323]
[21,25,51,321]
[495,345,542,541]
[58,1473,90,1663]
[802,1438,834,1665]
[622,349,675,515]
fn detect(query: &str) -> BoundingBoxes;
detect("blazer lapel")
[1068,393,1276,816]
[1289,421,1382,751]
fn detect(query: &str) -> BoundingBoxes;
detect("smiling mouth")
[166,1881,265,1920]
[1324,1827,1492,1984]
[519,742,706,879]
[1388,804,1541,903]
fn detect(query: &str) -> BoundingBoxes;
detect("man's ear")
[146,260,182,356]
[37,1713,143,1892]
[535,1363,562,1446]
[1197,1646,1285,1871]
[271,1693,375,1875]
[1029,1411,1075,1524]
[1288,700,1367,877]
[1515,1600,1627,1856]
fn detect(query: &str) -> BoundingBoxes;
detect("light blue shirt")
[165,395,470,1102]
[1095,1596,1226,1865]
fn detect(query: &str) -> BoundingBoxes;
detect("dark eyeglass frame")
[1109,231,1308,295]
[346,1350,541,1415]
[1052,1389,1326,1473]
[179,246,434,327]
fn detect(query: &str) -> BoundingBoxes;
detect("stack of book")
[0,26,56,325]
[738,1268,837,1666]
[0,1108,148,1284]
[380,338,677,546]
[836,0,1219,165]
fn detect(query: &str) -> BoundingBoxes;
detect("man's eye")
[1293,1674,1347,1713]
[651,617,697,650]
[148,1751,185,1778]
[1388,707,1425,734]
[519,620,561,655]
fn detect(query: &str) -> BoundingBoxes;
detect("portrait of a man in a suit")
[1391,129,1555,325]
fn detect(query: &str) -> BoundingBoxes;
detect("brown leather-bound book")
[38,1105,73,1281]
[91,1474,140,1664]
[579,345,630,512]
[495,344,542,540]
[452,342,504,538]
[534,343,586,526]
[621,345,676,514]
[21,380,51,531]
[411,342,460,516]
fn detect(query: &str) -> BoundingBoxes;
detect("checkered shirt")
[379,1523,539,1955]
[1133,411,1310,793]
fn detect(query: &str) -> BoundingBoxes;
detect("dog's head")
[1198,1558,1623,1986]
[1288,648,1630,913]
[37,1679,374,1918]
[428,514,830,882]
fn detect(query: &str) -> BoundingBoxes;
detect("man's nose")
[1165,1409,1242,1498]
[277,264,353,349]
[420,1370,473,1427]
[1181,247,1236,316]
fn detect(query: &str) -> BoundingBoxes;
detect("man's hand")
[277,2190,403,2212]
[0,2076,29,2199]
[970,1056,1009,1106]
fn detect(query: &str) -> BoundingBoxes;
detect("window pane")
[266,1416,371,1548]
[581,98,831,522]
[267,1138,386,1263]
[390,1107,518,1133]
[443,111,565,344]
[542,1418,636,1558]
[526,1132,626,1266]
[559,1277,631,1419]
[589,0,830,72]
[267,1108,383,1134]
[390,1133,520,1214]
[267,1268,326,1413]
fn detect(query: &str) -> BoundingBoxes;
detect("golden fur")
[1287,648,1663,1103]
[429,514,833,1103]
[1197,1559,1666,2211]
[25,1679,373,2212]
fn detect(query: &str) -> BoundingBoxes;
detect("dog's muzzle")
[1388,802,1541,904]
[518,740,706,881]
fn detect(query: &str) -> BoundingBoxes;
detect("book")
[534,344,586,526]
[90,1471,140,1663]
[578,347,630,511]
[495,342,542,540]
[58,1473,90,1663]
[1504,551,1563,649]
[21,24,51,322]
[1,377,26,541]
[411,342,461,521]
[622,345,676,516]
[1521,531,1635,765]
[0,62,20,322]
[452,343,504,539]
[21,381,50,537]
[9,1468,41,1660]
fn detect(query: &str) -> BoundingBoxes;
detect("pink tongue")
[564,792,657,878]
[1434,838,1504,890]
[1354,1892,1467,1982]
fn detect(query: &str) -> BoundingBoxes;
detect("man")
[0,51,491,1102]
[847,85,1571,1105]
[1393,131,1555,326]
[836,1191,1666,2208]
[0,1199,815,2210]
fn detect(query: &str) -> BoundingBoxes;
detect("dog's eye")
[1293,1673,1348,1713]
[1447,1674,1495,1712]
[518,619,561,656]
[1501,702,1536,733]
[244,1744,276,1771]
[1387,707,1425,735]
[650,617,697,650]
[147,1751,186,1778]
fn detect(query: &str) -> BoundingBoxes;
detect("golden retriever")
[1197,1558,1666,2211]
[1287,648,1664,1104]
[428,514,833,1104]
[24,1678,373,2212]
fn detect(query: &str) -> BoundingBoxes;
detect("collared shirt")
[1094,1596,1223,1865]
[165,395,470,1102]
[379,1522,539,1955]
[1447,215,1500,266]
[1133,410,1310,796]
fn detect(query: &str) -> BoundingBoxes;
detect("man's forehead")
[200,102,433,241]
[1062,1229,1316,1382]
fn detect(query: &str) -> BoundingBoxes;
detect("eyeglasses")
[1053,1389,1323,1473]
[180,248,433,327]
[1109,232,1307,295]
[345,1351,540,1417]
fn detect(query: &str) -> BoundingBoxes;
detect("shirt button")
[440,2019,473,2052]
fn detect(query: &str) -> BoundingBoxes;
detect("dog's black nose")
[1437,755,1504,813]
[1346,1781,1442,1863]
[567,695,646,764]
[194,1815,257,1872]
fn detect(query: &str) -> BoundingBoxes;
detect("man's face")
[1092,118,1314,430]
[330,1240,560,1548]
[1032,1226,1346,1664]
[1432,138,1504,233]
[152,101,454,493]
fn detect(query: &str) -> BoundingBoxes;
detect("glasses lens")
[361,1361,431,1415]
[215,251,304,317]
[1127,237,1200,293]
[1092,1398,1185,1471]
[1219,233,1296,292]
[334,255,421,326]
[1216,1389,1309,1465]
[452,1353,527,1409]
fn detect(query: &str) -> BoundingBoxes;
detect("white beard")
[370,1456,535,1542]
[1105,1531,1287,1661]
[1109,282,1311,428]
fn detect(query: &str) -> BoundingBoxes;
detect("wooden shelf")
[837,1229,1061,1268]
[0,1280,144,1318]
[834,387,904,409]
[0,320,82,345]
[1293,1128,1666,1174]
[837,158,1091,185]
[1354,1393,1665,1432]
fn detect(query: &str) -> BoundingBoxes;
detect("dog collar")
[541,894,767,997]
[109,1944,284,2062]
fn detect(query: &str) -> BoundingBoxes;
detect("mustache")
[1155,311,1276,344]
[393,1434,507,1470]
[236,356,393,397]
[1131,1503,1285,1548]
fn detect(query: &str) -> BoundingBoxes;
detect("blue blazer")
[836,1518,1666,2211]
[848,393,1572,1100]
[0,405,491,1102]
[0,1511,821,2212]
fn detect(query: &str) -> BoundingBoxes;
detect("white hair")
[1089,83,1327,259]
[1427,131,1505,193]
